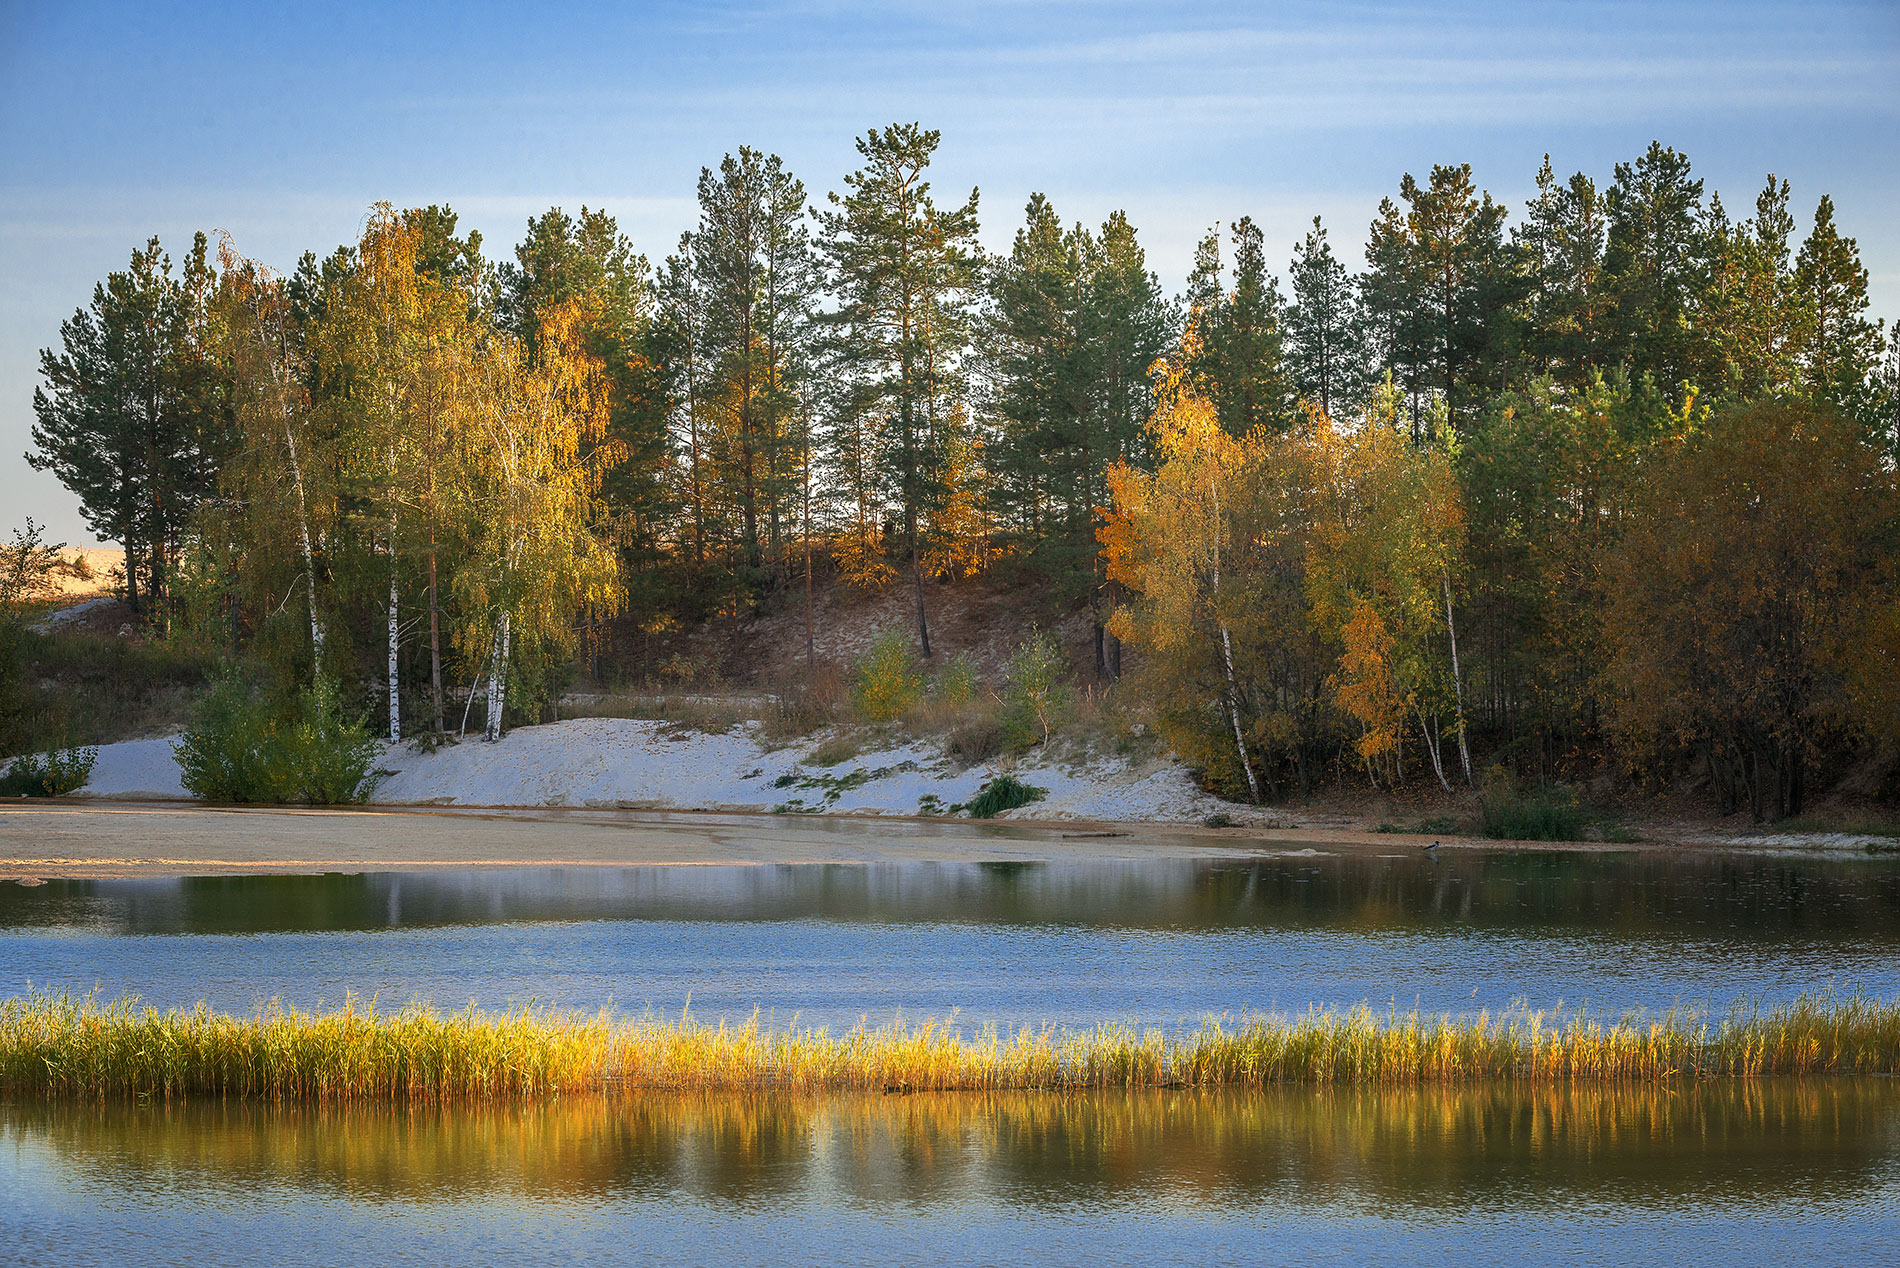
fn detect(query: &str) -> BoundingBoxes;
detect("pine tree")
[1284,216,1364,418]
[1195,217,1292,436]
[817,122,981,658]
[1359,197,1428,425]
[1515,157,1607,385]
[1603,141,1705,392]
[1793,194,1884,409]
[1399,163,1514,432]
[687,147,821,579]
[988,196,1169,674]
[1720,175,1802,397]
[30,234,231,621]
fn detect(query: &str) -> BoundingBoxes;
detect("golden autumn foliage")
[1604,397,1900,819]
[1305,391,1469,789]
[922,415,997,581]
[457,299,623,737]
[1105,370,1470,798]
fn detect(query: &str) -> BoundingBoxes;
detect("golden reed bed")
[3,994,1896,1102]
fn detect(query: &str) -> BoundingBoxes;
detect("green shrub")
[1000,631,1069,749]
[933,653,978,708]
[0,744,97,797]
[176,673,381,805]
[1479,771,1582,841]
[965,774,1045,818]
[280,677,383,805]
[175,674,282,803]
[851,628,925,722]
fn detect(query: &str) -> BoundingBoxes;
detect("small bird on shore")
[1424,840,1439,851]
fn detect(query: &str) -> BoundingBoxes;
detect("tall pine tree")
[817,122,981,658]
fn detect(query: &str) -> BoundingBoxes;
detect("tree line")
[28,127,1900,815]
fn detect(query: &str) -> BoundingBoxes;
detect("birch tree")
[459,301,622,740]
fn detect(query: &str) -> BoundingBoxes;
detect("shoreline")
[0,799,1882,880]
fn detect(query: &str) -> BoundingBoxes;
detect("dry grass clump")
[4,993,1896,1103]
[759,663,848,741]
[805,732,862,767]
[560,693,765,734]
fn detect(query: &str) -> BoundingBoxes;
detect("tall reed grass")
[2,992,1895,1102]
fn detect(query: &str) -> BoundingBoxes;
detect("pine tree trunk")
[912,553,932,660]
[803,458,815,668]
[123,538,141,615]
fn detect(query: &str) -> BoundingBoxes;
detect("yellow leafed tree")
[458,299,623,740]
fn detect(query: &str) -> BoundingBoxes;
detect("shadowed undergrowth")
[3,993,1897,1102]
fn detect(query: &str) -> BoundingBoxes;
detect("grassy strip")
[3,993,1897,1102]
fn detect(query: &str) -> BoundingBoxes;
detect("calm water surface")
[5,848,1899,1264]
[2,850,1896,1026]
[3,1082,1896,1265]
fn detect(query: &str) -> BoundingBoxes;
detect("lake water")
[2,850,1896,1027]
[4,847,1899,1264]
[4,1082,1897,1265]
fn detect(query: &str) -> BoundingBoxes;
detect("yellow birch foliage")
[455,300,623,679]
[1334,601,1403,766]
[1305,395,1465,784]
[1103,392,1242,655]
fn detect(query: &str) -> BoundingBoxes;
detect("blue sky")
[4,0,1897,544]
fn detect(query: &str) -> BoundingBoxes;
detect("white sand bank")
[59,718,1267,825]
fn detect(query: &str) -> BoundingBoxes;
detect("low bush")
[965,774,1045,819]
[0,744,97,797]
[851,628,925,722]
[176,673,381,805]
[761,663,847,740]
[1479,772,1582,841]
[932,653,978,708]
[1000,631,1069,749]
[946,710,1006,765]
[281,677,383,804]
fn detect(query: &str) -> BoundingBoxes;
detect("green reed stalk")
[2,992,1896,1102]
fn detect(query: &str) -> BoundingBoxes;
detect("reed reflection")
[8,1080,1895,1214]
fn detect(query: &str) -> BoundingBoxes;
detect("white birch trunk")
[484,611,512,742]
[387,518,400,742]
[1220,624,1262,805]
[1442,568,1473,786]
[283,414,324,672]
[1417,703,1453,793]
[1209,462,1261,805]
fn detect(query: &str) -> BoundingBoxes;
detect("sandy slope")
[39,719,1894,857]
[65,717,1278,826]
